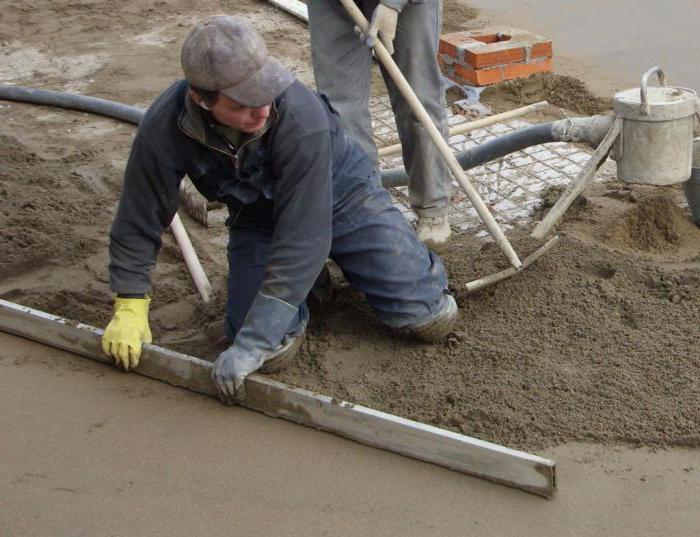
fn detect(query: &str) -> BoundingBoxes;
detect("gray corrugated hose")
[0,85,145,124]
[381,114,616,187]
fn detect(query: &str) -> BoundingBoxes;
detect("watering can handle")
[640,66,667,116]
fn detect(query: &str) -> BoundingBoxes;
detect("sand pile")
[604,194,700,253]
[0,135,108,280]
[482,73,614,116]
[273,191,700,451]
[1,114,698,451]
[0,0,698,454]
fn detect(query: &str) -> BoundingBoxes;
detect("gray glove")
[212,346,263,402]
[366,4,399,55]
[211,292,303,402]
[212,332,304,402]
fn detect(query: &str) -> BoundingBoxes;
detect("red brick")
[531,41,553,59]
[454,64,503,86]
[438,26,554,87]
[438,39,460,59]
[439,32,472,59]
[503,58,554,80]
[466,46,525,69]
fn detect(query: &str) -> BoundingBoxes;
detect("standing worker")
[101,15,458,402]
[308,0,452,251]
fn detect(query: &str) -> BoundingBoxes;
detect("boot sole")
[258,333,305,374]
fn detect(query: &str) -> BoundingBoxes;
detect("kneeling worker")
[101,15,457,401]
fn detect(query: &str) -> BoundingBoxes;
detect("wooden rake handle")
[338,0,522,269]
[530,118,622,240]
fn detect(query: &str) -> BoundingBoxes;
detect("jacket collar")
[177,89,278,156]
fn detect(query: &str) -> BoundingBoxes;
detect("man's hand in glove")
[102,296,152,370]
[366,4,399,55]
[212,333,303,403]
[211,346,262,404]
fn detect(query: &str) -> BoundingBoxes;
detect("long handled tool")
[530,118,622,240]
[339,0,521,271]
[170,213,213,303]
[377,101,549,158]
[0,297,556,497]
[338,0,564,289]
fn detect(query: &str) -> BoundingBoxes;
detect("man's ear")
[189,90,211,110]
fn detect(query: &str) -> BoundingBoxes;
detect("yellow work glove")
[366,4,399,55]
[102,296,152,371]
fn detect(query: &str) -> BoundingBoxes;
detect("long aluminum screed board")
[0,298,556,498]
[267,0,308,22]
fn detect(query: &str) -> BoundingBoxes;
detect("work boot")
[397,294,458,343]
[258,332,305,374]
[416,215,451,252]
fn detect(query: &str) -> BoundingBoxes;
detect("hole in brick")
[472,33,512,44]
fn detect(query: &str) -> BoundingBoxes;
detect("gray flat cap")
[181,15,294,107]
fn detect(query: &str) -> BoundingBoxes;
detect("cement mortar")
[1,0,699,455]
[4,332,699,537]
[272,185,700,451]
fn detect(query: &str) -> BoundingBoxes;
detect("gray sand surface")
[3,332,699,537]
[1,1,699,534]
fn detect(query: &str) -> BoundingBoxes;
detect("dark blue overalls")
[225,128,448,342]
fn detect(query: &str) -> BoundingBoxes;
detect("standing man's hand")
[102,296,152,370]
[366,4,399,55]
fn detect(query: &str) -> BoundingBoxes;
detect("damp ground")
[1,1,699,534]
[1,0,698,453]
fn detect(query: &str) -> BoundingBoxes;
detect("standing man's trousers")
[308,0,452,218]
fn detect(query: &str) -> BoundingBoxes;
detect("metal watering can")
[612,67,699,186]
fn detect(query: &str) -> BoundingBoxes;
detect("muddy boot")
[258,332,305,374]
[416,215,451,253]
[397,294,458,343]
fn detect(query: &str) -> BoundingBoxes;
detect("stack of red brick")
[438,26,553,86]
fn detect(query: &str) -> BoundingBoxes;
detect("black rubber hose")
[0,85,558,188]
[0,85,145,125]
[380,122,556,187]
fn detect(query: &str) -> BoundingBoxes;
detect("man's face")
[202,93,271,134]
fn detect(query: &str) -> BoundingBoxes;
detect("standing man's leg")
[383,0,452,249]
[308,0,377,160]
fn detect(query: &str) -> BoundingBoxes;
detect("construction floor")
[3,331,698,536]
[1,1,699,535]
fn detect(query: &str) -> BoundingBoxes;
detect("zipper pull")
[232,154,240,170]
